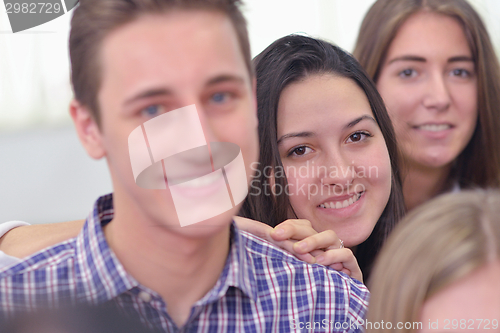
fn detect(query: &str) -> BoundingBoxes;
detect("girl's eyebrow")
[387,55,426,65]
[387,55,473,65]
[277,115,376,145]
[277,131,314,145]
[278,114,377,145]
[448,56,473,63]
[344,115,376,130]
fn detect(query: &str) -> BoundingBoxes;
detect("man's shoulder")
[0,238,77,278]
[236,229,369,330]
[238,229,368,292]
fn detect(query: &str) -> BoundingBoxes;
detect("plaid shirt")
[0,194,369,332]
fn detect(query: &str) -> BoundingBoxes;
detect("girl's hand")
[234,216,363,283]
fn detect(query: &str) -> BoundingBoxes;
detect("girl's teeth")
[319,192,363,210]
[418,124,450,132]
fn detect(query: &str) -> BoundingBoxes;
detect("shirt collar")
[75,194,258,304]
[194,222,259,305]
[74,194,139,303]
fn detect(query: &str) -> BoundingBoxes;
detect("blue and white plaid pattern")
[0,194,369,332]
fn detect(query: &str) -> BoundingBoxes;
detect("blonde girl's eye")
[399,68,417,78]
[451,68,472,78]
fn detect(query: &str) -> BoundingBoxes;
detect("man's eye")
[211,92,230,103]
[141,105,162,117]
[346,131,371,143]
[288,146,312,157]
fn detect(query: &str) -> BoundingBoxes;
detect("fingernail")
[274,228,285,236]
[316,255,325,263]
[297,241,307,250]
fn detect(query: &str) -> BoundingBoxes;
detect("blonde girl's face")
[377,11,478,171]
[419,261,500,332]
[276,74,392,248]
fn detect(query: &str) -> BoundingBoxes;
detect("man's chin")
[154,208,237,238]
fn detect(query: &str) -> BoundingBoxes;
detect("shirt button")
[138,291,152,303]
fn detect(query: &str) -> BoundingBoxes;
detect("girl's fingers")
[313,248,363,283]
[270,219,317,241]
[292,229,341,254]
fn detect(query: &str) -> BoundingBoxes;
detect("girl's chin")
[407,151,458,170]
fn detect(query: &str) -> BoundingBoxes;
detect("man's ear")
[69,100,106,159]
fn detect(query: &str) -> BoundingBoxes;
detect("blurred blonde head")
[367,189,500,332]
[353,0,500,189]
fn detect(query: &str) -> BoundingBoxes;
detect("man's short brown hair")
[69,0,252,126]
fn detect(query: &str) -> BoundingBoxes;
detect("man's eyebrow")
[124,88,172,107]
[123,75,245,107]
[277,131,314,145]
[387,55,426,65]
[206,74,246,86]
[344,115,377,130]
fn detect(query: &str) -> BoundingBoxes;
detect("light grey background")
[0,126,112,223]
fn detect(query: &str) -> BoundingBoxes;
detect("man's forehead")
[98,10,249,97]
[101,10,241,63]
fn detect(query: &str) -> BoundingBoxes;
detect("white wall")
[245,0,377,56]
[0,127,112,223]
[0,0,499,223]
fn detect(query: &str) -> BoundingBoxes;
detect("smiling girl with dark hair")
[240,35,405,279]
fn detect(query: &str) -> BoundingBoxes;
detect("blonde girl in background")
[367,189,500,332]
[353,0,500,211]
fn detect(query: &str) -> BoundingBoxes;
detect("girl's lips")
[411,123,455,140]
[413,123,453,131]
[317,191,365,218]
[318,191,363,209]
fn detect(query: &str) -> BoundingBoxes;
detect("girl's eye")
[346,131,371,143]
[141,105,162,117]
[399,68,416,78]
[288,146,312,157]
[451,68,471,78]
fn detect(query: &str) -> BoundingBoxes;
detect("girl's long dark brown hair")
[239,35,406,279]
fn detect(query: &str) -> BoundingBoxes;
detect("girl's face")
[377,12,478,171]
[276,74,392,248]
[419,261,500,332]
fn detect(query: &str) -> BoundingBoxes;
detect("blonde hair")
[367,189,500,332]
[353,0,500,189]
